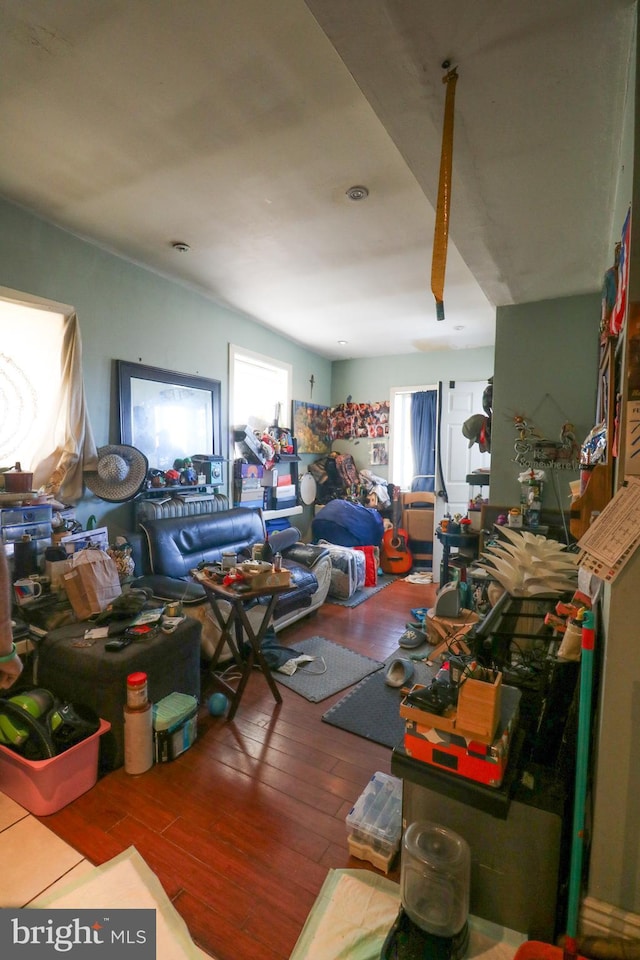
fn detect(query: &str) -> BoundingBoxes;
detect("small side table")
[196,576,289,720]
[436,529,480,585]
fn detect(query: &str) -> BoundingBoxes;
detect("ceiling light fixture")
[171,241,191,253]
[345,185,369,201]
[337,340,348,345]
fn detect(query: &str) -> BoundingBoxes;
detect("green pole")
[564,609,595,959]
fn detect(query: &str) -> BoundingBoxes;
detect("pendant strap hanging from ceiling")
[431,66,458,322]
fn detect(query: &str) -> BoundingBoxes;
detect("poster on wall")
[369,440,388,466]
[329,400,390,440]
[292,400,331,454]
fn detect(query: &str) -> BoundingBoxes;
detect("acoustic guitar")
[381,489,413,574]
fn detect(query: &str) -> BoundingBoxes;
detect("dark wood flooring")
[39,575,437,960]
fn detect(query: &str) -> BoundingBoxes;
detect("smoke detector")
[345,185,369,201]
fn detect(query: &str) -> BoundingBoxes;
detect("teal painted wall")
[0,197,332,534]
[330,348,495,478]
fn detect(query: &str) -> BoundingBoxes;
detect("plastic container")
[126,671,149,710]
[400,821,470,938]
[346,771,403,862]
[0,718,110,816]
[153,692,198,763]
[1,504,53,526]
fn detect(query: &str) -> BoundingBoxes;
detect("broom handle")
[565,609,595,957]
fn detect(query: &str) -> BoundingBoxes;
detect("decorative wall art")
[292,400,331,454]
[329,400,390,440]
[369,441,388,467]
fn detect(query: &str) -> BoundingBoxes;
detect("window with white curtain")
[229,344,292,432]
[0,296,65,470]
[0,287,96,502]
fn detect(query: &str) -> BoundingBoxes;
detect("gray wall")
[491,293,601,510]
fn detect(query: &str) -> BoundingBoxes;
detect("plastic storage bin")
[153,692,198,763]
[0,504,53,526]
[346,771,403,872]
[0,718,110,816]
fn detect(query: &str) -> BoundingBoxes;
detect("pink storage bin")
[0,718,110,816]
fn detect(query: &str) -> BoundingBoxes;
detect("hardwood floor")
[39,576,437,960]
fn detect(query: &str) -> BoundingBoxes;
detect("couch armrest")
[283,542,330,569]
[129,574,206,605]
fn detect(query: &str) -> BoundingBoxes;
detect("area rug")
[31,846,211,960]
[274,635,383,702]
[326,573,397,608]
[289,868,526,960]
[321,645,435,747]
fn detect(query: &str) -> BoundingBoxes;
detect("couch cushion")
[140,507,266,579]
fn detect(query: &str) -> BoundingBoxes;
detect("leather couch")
[129,507,332,658]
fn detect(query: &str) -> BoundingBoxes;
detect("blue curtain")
[411,390,437,491]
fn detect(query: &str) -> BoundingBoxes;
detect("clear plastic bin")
[346,771,403,858]
[2,522,52,543]
[1,504,52,526]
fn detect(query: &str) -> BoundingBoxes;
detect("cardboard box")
[62,550,122,619]
[236,561,291,588]
[0,719,110,815]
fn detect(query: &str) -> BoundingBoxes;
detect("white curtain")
[0,292,97,503]
[32,311,98,502]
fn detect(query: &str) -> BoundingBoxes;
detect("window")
[0,287,96,502]
[229,345,292,431]
[389,384,437,489]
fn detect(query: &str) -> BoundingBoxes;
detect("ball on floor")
[207,692,228,716]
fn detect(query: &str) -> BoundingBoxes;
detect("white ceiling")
[0,1,635,360]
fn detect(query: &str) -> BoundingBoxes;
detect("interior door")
[433,380,491,581]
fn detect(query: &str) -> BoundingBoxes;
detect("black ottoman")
[35,618,202,771]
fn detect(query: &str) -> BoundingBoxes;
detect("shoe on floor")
[384,658,415,688]
[398,627,428,649]
[410,607,429,620]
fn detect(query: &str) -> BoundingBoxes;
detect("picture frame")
[292,400,331,454]
[117,360,222,472]
[370,440,388,466]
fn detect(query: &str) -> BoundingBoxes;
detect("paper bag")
[62,549,122,620]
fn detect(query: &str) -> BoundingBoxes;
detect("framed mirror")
[117,360,221,473]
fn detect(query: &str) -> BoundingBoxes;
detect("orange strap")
[431,68,458,321]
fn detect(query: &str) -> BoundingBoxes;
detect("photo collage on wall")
[292,399,390,454]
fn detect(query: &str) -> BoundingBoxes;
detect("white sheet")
[289,869,527,960]
[29,846,210,960]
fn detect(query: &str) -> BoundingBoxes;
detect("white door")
[433,380,491,581]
